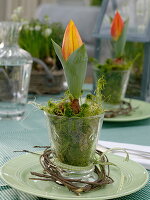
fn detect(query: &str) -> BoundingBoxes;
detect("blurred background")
[0,0,148,100]
[0,0,94,21]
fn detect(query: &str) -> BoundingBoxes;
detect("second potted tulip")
[93,11,132,107]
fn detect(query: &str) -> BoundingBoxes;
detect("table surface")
[0,88,150,200]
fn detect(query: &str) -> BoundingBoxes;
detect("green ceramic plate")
[104,98,150,122]
[0,153,148,200]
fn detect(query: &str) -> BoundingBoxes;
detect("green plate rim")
[0,153,149,200]
[104,98,150,122]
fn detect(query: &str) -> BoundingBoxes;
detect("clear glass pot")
[94,68,131,106]
[0,22,32,120]
[45,113,104,181]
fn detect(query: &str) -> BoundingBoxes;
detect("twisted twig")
[105,100,136,118]
[28,146,114,195]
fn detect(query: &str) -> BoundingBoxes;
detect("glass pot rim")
[44,112,104,120]
[93,67,131,73]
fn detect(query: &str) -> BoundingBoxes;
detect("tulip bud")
[62,20,83,61]
[111,11,124,41]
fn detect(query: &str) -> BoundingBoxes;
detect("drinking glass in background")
[0,22,32,120]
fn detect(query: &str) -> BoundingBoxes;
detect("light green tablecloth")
[0,93,150,200]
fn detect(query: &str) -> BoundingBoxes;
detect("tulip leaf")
[66,44,88,98]
[52,40,88,99]
[114,19,129,58]
[52,39,66,67]
[67,44,88,65]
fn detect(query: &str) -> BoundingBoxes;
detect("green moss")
[41,77,105,117]
[94,69,130,104]
[47,114,102,166]
[42,95,104,117]
[86,94,93,100]
[64,103,74,117]
[97,59,132,72]
[47,100,54,107]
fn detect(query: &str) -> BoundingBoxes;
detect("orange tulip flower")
[111,11,124,41]
[62,20,83,61]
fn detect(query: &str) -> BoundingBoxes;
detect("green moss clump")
[42,96,104,117]
[94,69,130,104]
[95,58,132,72]
[41,77,105,117]
[64,103,74,117]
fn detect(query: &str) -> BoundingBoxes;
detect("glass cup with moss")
[93,59,131,108]
[41,87,104,182]
[45,113,104,181]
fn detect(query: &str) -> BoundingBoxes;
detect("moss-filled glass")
[94,68,130,105]
[46,113,104,167]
